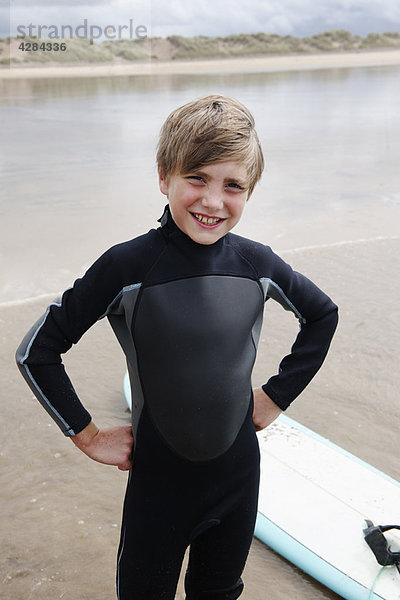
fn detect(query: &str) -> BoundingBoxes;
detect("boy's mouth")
[191,213,225,228]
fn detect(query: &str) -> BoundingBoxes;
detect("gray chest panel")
[133,276,264,461]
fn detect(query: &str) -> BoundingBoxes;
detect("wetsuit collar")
[157,204,171,228]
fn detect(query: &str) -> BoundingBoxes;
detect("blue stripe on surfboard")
[278,414,400,488]
[254,512,385,600]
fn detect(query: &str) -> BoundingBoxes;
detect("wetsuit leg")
[184,470,259,600]
[116,400,213,600]
[116,450,188,600]
[117,504,186,600]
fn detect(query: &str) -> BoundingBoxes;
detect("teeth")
[194,213,221,225]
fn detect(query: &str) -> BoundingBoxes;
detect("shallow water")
[1,65,400,599]
[1,65,400,303]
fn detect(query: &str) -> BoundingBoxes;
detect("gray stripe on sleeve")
[22,364,76,435]
[15,297,76,435]
[16,299,62,365]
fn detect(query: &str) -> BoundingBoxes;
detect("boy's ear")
[158,167,169,196]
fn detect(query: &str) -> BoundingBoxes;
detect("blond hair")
[156,94,264,197]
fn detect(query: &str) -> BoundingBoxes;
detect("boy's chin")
[186,225,227,245]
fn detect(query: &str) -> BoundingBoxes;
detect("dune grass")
[1,30,400,65]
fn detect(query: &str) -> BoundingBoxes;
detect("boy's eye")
[227,182,244,190]
[187,176,204,183]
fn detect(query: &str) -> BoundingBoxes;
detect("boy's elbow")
[15,319,43,368]
[15,341,26,368]
[308,298,338,337]
[326,300,339,337]
[331,300,339,323]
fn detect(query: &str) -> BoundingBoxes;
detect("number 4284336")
[18,42,67,51]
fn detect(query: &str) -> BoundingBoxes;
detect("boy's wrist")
[71,421,99,449]
[253,387,283,431]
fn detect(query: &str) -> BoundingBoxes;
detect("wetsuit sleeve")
[260,248,338,410]
[15,247,125,436]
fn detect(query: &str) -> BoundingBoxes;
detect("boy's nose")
[201,189,223,212]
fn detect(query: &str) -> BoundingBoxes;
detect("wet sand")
[1,232,399,599]
[1,49,400,79]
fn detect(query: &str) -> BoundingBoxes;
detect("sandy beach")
[2,54,400,598]
[1,49,400,79]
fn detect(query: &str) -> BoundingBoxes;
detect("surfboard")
[255,415,400,600]
[123,371,132,411]
[123,372,400,598]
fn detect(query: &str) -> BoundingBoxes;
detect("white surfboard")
[255,415,400,600]
[124,371,132,411]
[123,373,400,598]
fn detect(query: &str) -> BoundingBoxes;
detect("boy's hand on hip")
[71,422,133,471]
[252,387,282,431]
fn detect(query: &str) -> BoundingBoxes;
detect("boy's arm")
[15,246,132,464]
[257,246,338,414]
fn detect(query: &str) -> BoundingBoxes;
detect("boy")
[16,94,338,599]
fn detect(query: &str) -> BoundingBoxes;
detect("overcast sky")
[2,0,400,40]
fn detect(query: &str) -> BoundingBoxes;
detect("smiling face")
[159,161,249,245]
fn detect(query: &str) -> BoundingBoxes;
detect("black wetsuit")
[16,206,338,600]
